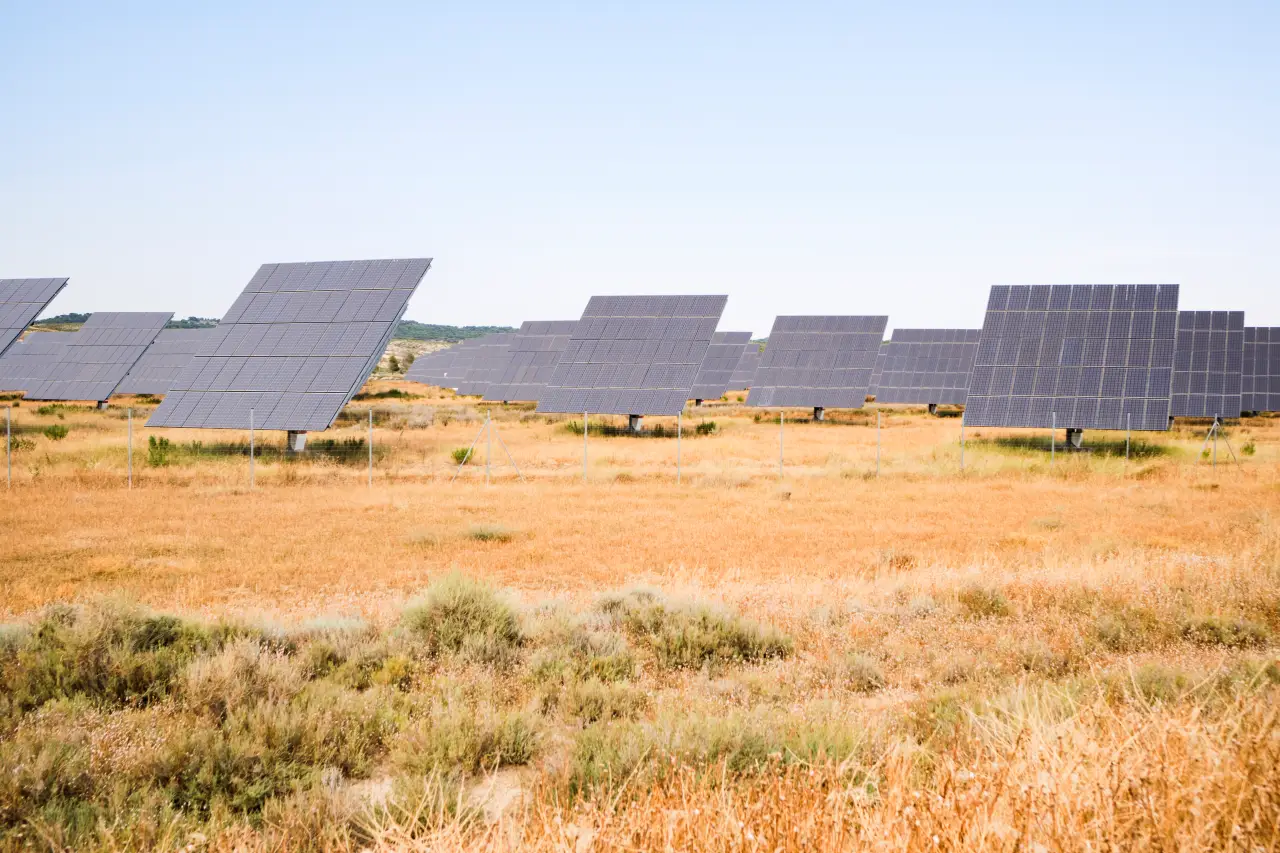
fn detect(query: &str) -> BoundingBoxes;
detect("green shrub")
[391,703,537,774]
[695,421,717,436]
[1242,439,1256,456]
[43,424,69,441]
[401,574,522,660]
[957,585,1011,620]
[450,446,474,465]
[561,679,646,725]
[147,436,172,467]
[388,354,401,373]
[1181,615,1269,649]
[838,653,885,693]
[466,524,513,543]
[598,588,792,670]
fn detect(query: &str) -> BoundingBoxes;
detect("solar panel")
[1242,327,1280,413]
[24,312,173,402]
[965,284,1179,432]
[690,331,752,401]
[872,329,981,405]
[538,295,728,416]
[729,342,762,390]
[0,278,69,357]
[148,258,431,431]
[746,316,887,408]
[0,331,73,392]
[456,333,515,396]
[1170,311,1244,419]
[482,320,577,402]
[116,328,215,395]
[403,345,459,387]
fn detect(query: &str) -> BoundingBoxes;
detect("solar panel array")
[0,332,73,392]
[0,278,69,356]
[729,343,761,390]
[482,321,576,402]
[116,328,215,396]
[403,345,459,387]
[691,331,752,401]
[538,295,727,416]
[746,316,886,408]
[965,284,1179,431]
[872,329,980,405]
[1243,327,1280,413]
[148,258,431,430]
[25,312,172,401]
[1171,311,1244,419]
[456,333,515,396]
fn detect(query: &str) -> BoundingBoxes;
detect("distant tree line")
[394,321,517,342]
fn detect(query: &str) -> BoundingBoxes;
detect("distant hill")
[34,313,219,330]
[394,321,517,342]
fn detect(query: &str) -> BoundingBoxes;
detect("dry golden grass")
[0,386,1278,851]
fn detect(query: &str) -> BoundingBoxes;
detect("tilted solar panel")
[1170,311,1244,419]
[148,258,431,431]
[1242,327,1280,413]
[403,346,458,386]
[117,328,215,395]
[538,295,728,416]
[0,331,73,392]
[691,331,752,401]
[25,313,173,401]
[729,343,761,390]
[482,320,576,402]
[873,329,981,405]
[0,278,69,357]
[965,284,1179,431]
[456,333,515,396]
[746,316,887,408]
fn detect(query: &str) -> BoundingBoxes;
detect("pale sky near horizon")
[2,2,1277,336]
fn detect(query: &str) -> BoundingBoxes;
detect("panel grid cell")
[456,333,516,396]
[24,313,172,401]
[746,316,888,409]
[871,328,980,405]
[537,295,728,415]
[482,320,577,402]
[148,258,431,430]
[116,328,215,395]
[1170,311,1244,418]
[965,284,1179,432]
[0,331,73,392]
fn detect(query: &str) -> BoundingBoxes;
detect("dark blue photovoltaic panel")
[148,258,431,430]
[729,343,761,389]
[0,331,73,392]
[538,295,728,416]
[872,329,980,405]
[0,278,69,356]
[746,316,886,409]
[1242,327,1280,413]
[24,312,173,401]
[1170,311,1244,419]
[691,331,752,401]
[965,284,1179,431]
[456,333,515,396]
[482,321,577,402]
[117,328,216,395]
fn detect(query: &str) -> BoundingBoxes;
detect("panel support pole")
[1051,411,1056,466]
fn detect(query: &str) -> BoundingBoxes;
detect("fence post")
[876,410,881,477]
[127,407,133,489]
[486,410,492,486]
[959,413,965,472]
[1212,415,1218,469]
[582,411,588,483]
[5,405,10,488]
[368,408,373,488]
[249,408,255,490]
[1126,413,1131,461]
[778,411,784,478]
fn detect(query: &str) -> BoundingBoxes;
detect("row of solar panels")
[2,269,1278,434]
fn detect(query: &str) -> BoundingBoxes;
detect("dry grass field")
[1,384,1278,851]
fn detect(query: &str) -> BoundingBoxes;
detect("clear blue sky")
[2,2,1277,335]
